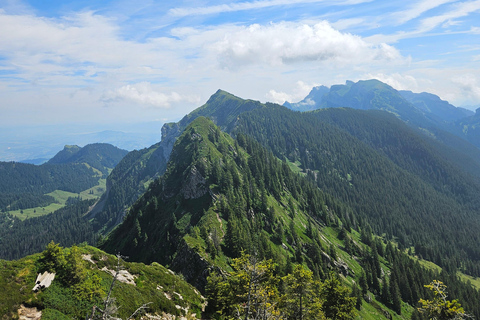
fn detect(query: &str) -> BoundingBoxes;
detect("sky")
[1,0,480,129]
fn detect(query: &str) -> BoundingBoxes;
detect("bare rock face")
[160,122,182,161]
[334,259,352,277]
[181,165,208,200]
[170,242,212,292]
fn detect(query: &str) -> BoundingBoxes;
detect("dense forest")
[89,142,167,232]
[47,143,128,175]
[102,117,480,318]
[232,104,480,277]
[0,143,127,213]
[0,199,97,260]
[0,161,99,212]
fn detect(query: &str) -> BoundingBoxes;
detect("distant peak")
[211,89,237,98]
[205,89,243,105]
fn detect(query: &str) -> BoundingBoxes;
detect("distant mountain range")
[284,79,480,149]
[0,123,162,163]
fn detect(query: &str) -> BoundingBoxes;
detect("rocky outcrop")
[17,305,41,320]
[170,241,212,292]
[334,259,353,277]
[160,122,182,162]
[181,165,208,200]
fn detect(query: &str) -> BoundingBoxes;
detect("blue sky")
[0,0,479,128]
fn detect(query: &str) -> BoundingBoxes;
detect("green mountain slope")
[286,79,480,159]
[0,161,99,213]
[101,117,480,318]
[0,144,129,258]
[232,103,480,276]
[0,199,97,260]
[102,117,342,285]
[0,143,127,215]
[98,89,480,279]
[287,79,473,127]
[90,90,264,234]
[48,143,128,175]
[46,145,82,163]
[88,142,168,232]
[318,80,426,126]
[0,244,205,319]
[455,108,480,148]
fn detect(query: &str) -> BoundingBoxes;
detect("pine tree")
[390,278,402,314]
[282,264,324,320]
[321,273,357,319]
[381,276,390,306]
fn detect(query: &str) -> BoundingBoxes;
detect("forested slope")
[102,117,480,318]
[0,199,97,260]
[0,161,98,212]
[47,143,128,175]
[88,142,167,232]
[89,90,265,233]
[232,103,480,276]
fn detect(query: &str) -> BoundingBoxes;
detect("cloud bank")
[213,21,403,68]
[102,83,199,108]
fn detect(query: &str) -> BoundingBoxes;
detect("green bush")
[41,308,71,320]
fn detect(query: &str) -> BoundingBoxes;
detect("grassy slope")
[0,245,205,319]
[9,178,106,221]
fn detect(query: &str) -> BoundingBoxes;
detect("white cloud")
[367,0,480,43]
[469,26,480,34]
[1,2,476,129]
[418,0,480,32]
[213,21,404,68]
[266,81,317,104]
[362,73,419,91]
[392,0,456,24]
[102,82,200,108]
[266,90,292,104]
[452,74,480,102]
[0,10,182,86]
[331,18,368,30]
[169,0,371,17]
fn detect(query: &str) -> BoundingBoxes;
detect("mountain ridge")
[89,89,266,233]
[284,79,480,151]
[47,143,128,175]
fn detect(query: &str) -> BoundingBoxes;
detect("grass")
[0,245,205,319]
[286,158,304,175]
[9,178,106,221]
[457,272,480,290]
[414,254,480,291]
[417,258,442,273]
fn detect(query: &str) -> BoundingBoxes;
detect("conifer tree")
[321,273,357,319]
[282,264,324,320]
